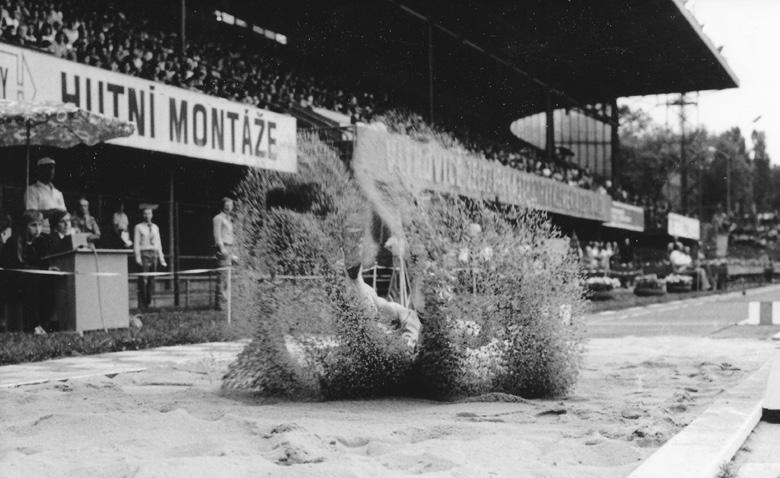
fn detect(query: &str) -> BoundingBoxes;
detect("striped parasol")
[0,100,135,185]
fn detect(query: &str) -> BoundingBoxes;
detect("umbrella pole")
[25,122,31,195]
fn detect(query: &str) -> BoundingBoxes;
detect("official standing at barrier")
[213,197,236,311]
[133,204,166,309]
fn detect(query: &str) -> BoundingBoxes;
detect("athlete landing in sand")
[342,226,421,348]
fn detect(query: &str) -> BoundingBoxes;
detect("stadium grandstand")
[0,0,737,308]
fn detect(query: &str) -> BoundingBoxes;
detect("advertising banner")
[353,126,611,221]
[667,212,701,240]
[604,201,645,232]
[0,42,296,172]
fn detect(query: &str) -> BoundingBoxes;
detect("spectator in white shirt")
[669,243,692,271]
[212,197,236,310]
[24,157,66,233]
[133,205,166,309]
[112,202,132,248]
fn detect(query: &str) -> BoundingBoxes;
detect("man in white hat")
[24,157,66,232]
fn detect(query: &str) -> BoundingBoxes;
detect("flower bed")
[634,275,666,297]
[0,310,239,365]
[586,276,621,301]
[665,273,694,293]
[585,276,620,291]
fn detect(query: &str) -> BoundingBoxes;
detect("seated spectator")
[0,210,47,332]
[49,29,71,58]
[42,210,73,255]
[669,242,711,290]
[669,243,691,271]
[109,202,133,248]
[71,197,101,243]
[0,214,11,253]
[0,213,12,331]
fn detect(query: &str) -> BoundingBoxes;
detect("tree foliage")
[618,105,760,218]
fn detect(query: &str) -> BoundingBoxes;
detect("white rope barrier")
[0,264,403,281]
[0,266,230,277]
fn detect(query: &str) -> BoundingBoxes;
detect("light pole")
[707,146,730,214]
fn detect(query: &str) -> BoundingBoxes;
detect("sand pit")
[0,336,775,478]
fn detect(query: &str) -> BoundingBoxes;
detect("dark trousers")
[137,250,158,309]
[3,272,42,332]
[215,246,231,308]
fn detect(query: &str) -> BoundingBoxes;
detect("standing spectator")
[599,241,613,270]
[25,157,66,233]
[72,197,101,243]
[212,197,236,310]
[133,204,166,310]
[619,237,635,266]
[585,241,599,269]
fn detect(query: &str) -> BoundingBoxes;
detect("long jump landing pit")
[0,336,775,477]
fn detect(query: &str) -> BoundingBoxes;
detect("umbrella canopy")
[0,100,135,148]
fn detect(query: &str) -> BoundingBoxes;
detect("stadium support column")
[610,98,620,188]
[428,21,434,123]
[169,168,180,306]
[546,90,555,163]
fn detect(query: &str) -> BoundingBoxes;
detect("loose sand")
[0,336,775,478]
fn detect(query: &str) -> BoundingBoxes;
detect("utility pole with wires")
[664,93,698,214]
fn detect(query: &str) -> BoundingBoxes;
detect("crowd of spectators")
[0,0,386,117]
[0,0,662,206]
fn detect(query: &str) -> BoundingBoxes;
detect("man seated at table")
[71,197,101,243]
[669,242,691,271]
[670,242,710,290]
[24,157,66,233]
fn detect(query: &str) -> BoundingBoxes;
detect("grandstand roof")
[210,0,738,134]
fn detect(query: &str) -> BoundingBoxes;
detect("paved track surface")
[586,285,780,477]
[586,285,780,339]
[735,421,780,477]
